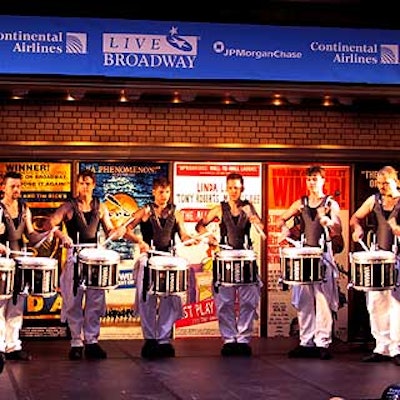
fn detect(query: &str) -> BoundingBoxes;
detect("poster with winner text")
[79,162,169,339]
[267,164,350,340]
[0,162,72,338]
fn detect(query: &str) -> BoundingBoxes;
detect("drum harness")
[213,201,256,293]
[66,197,101,296]
[369,193,400,286]
[141,203,178,302]
[0,200,29,305]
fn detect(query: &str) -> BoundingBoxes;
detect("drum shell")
[0,258,15,299]
[147,256,188,295]
[78,248,120,289]
[214,250,259,286]
[350,250,397,291]
[280,247,324,285]
[16,256,58,297]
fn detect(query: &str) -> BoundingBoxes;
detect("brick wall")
[0,102,399,151]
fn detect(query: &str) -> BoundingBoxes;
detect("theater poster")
[267,164,351,341]
[79,161,169,339]
[173,162,263,338]
[348,163,400,342]
[0,162,72,338]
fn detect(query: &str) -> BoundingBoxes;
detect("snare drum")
[78,248,120,289]
[16,256,58,297]
[213,250,258,286]
[0,257,15,299]
[147,255,188,295]
[280,246,324,285]
[350,250,397,291]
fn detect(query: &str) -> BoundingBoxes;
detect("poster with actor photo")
[267,164,351,341]
[79,161,169,339]
[173,162,263,338]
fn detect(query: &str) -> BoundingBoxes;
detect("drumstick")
[8,250,34,256]
[34,226,59,248]
[179,231,213,246]
[101,214,137,247]
[68,243,97,249]
[242,205,266,240]
[147,249,172,256]
[358,239,370,252]
[285,237,301,248]
[218,244,233,250]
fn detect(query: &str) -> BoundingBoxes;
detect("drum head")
[16,256,57,269]
[217,250,256,260]
[79,248,120,264]
[352,250,395,263]
[148,255,188,270]
[281,246,323,257]
[0,257,15,269]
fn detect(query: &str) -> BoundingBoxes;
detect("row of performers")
[0,165,399,366]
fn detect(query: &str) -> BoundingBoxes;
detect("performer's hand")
[351,226,363,242]
[388,217,400,236]
[319,215,331,228]
[0,223,5,236]
[278,225,290,244]
[138,240,149,254]
[0,243,7,255]
[61,234,73,248]
[206,235,219,247]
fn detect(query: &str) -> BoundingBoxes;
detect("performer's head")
[376,165,399,196]
[305,165,326,194]
[2,171,22,201]
[305,165,326,179]
[226,173,244,201]
[152,176,171,206]
[76,169,96,196]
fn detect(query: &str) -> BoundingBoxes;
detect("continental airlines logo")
[103,27,198,69]
[66,33,88,54]
[0,30,87,54]
[310,41,400,65]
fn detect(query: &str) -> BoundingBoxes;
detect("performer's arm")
[124,206,150,253]
[350,195,374,242]
[175,209,193,243]
[277,199,302,243]
[195,205,221,234]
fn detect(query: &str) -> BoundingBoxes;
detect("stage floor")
[0,336,396,400]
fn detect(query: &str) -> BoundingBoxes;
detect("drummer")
[350,165,400,366]
[195,172,264,357]
[277,165,342,360]
[124,176,196,359]
[45,169,125,361]
[0,171,47,370]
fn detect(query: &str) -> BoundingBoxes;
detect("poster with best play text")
[173,162,263,338]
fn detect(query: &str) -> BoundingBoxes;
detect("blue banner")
[0,15,400,84]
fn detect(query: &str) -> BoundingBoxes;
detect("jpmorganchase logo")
[66,32,88,54]
[103,26,198,69]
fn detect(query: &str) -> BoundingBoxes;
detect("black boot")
[0,352,5,373]
[141,339,159,359]
[84,343,107,360]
